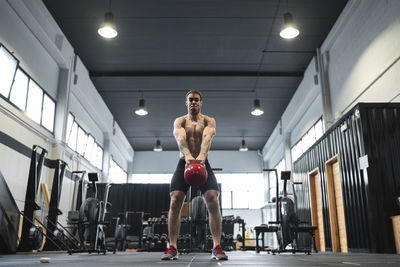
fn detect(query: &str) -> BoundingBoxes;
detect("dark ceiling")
[43,0,348,151]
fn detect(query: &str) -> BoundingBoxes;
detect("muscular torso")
[183,115,206,158]
[177,114,211,158]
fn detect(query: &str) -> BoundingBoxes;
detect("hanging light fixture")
[135,99,148,116]
[280,0,299,39]
[239,139,248,152]
[153,139,163,152]
[280,12,299,39]
[98,1,118,39]
[135,90,148,116]
[251,99,264,116]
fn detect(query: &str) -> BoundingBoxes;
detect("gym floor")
[1,251,400,266]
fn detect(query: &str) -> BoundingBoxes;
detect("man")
[161,90,228,261]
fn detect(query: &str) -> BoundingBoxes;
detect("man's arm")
[196,117,216,164]
[173,117,195,163]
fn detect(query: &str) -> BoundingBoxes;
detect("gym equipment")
[18,146,47,252]
[176,185,244,254]
[64,171,86,239]
[191,196,207,250]
[0,170,20,253]
[18,146,69,252]
[254,169,317,254]
[220,215,237,251]
[43,159,68,251]
[125,211,144,250]
[22,147,76,253]
[184,164,208,186]
[77,172,113,254]
[140,213,167,252]
[113,213,128,251]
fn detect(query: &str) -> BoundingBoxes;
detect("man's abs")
[184,117,205,157]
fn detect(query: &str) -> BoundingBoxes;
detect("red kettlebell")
[184,163,208,187]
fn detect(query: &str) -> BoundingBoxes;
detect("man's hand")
[185,155,197,165]
[186,155,203,165]
[196,155,206,165]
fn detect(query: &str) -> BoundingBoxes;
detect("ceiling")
[43,0,348,151]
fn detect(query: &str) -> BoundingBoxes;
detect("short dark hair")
[186,90,202,100]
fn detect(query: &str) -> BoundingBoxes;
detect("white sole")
[162,255,178,260]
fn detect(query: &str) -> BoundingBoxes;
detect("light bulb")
[98,12,118,39]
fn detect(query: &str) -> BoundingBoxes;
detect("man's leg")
[168,190,186,248]
[203,189,228,260]
[203,189,222,247]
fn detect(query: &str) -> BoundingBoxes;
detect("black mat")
[1,251,400,266]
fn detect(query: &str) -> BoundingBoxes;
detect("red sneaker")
[161,245,178,260]
[211,245,228,260]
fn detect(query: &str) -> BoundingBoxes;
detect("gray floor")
[1,251,400,267]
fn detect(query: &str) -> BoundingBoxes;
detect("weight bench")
[293,224,318,254]
[254,224,279,253]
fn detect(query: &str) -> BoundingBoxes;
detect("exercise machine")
[18,146,71,252]
[77,172,113,254]
[255,169,317,254]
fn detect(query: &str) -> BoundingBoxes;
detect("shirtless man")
[161,90,228,261]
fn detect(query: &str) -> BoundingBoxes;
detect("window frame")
[0,43,56,134]
[40,91,56,133]
[109,157,128,183]
[291,117,324,162]
[0,43,19,100]
[8,67,30,111]
[66,112,104,171]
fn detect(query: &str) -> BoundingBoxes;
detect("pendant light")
[239,139,248,152]
[279,0,299,39]
[98,0,118,39]
[135,91,148,116]
[153,139,163,152]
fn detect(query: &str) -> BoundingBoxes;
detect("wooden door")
[326,156,348,253]
[309,169,325,252]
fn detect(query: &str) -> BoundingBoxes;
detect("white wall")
[263,57,323,167]
[325,0,400,115]
[132,150,262,173]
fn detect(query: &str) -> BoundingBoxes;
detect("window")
[291,118,324,162]
[0,44,56,133]
[109,158,127,183]
[221,191,232,209]
[76,127,87,156]
[41,94,55,131]
[315,119,324,140]
[26,80,43,124]
[217,173,264,209]
[291,141,302,162]
[0,45,17,98]
[131,172,265,209]
[90,143,98,166]
[66,113,74,141]
[67,122,78,151]
[96,146,103,170]
[131,173,172,183]
[84,135,94,160]
[9,69,28,110]
[269,158,286,202]
[66,112,103,170]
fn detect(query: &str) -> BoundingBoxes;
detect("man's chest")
[184,120,205,136]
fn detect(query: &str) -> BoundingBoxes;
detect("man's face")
[185,93,202,114]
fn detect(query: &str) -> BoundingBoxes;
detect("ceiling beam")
[90,71,303,77]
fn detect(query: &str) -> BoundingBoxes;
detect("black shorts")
[170,158,219,194]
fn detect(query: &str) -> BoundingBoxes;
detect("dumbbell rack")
[141,216,168,251]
